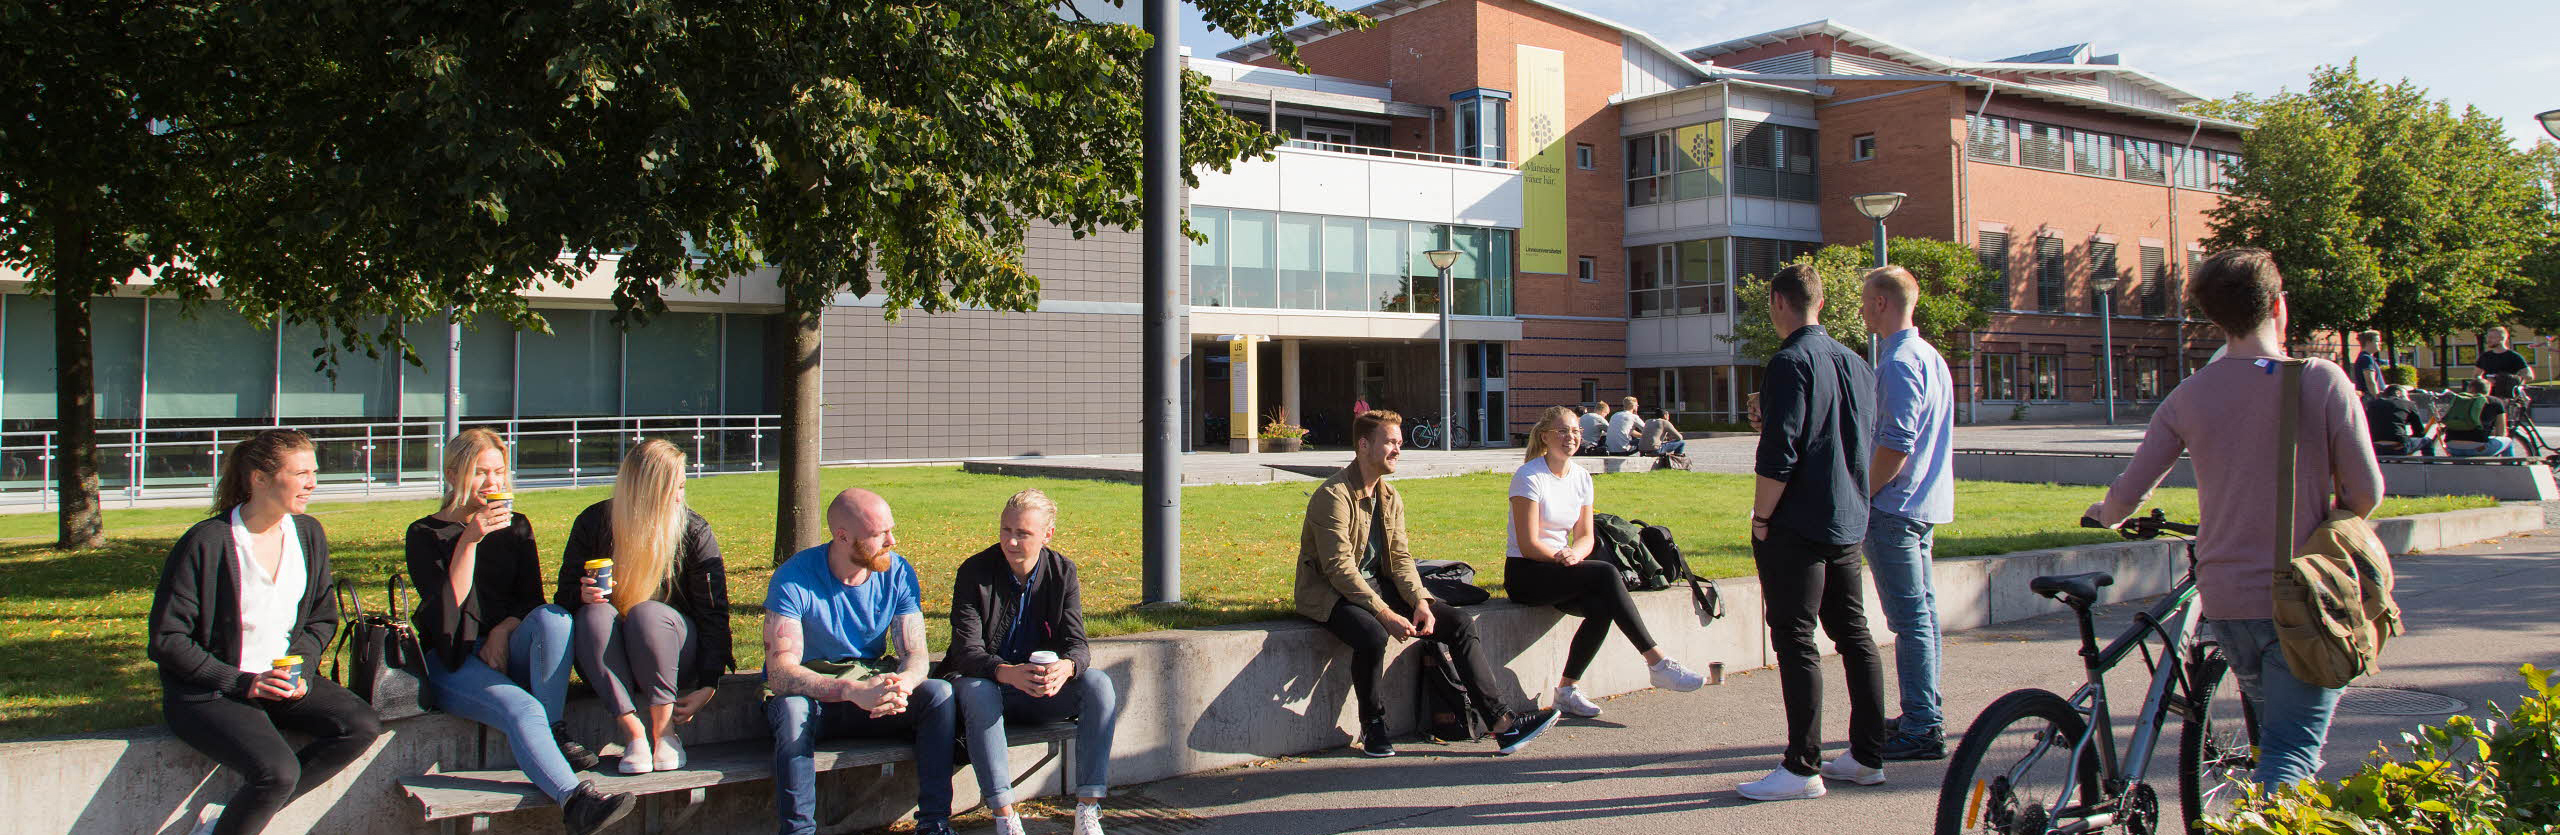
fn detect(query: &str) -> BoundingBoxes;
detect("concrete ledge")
[1954,449,2558,501]
[2,504,2538,835]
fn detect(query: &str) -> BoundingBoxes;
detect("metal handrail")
[0,414,781,509]
[1281,139,1514,169]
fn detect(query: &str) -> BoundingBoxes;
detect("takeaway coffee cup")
[480,490,513,513]
[1027,650,1061,669]
[273,656,304,689]
[585,558,615,595]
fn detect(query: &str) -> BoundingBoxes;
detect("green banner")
[1516,45,1567,275]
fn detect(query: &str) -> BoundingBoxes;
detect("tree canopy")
[1726,237,1993,361]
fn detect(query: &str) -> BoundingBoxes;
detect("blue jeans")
[1655,440,1687,455]
[955,672,1120,808]
[1862,510,1943,734]
[422,604,579,802]
[2448,437,2515,457]
[2211,618,2342,788]
[767,678,956,835]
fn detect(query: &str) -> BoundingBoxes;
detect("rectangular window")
[1976,230,2011,311]
[1276,213,1321,310]
[1189,208,1229,307]
[1576,143,1595,170]
[1626,122,1725,206]
[1625,135,1661,206]
[2090,241,2118,312]
[2185,248,2205,317]
[1323,217,1367,312]
[2139,245,2167,316]
[1452,89,1509,164]
[1676,239,1728,315]
[624,312,721,415]
[1730,121,1817,201]
[2035,236,2066,312]
[1577,255,1596,283]
[2172,146,2208,189]
[1627,245,1663,318]
[2030,354,2063,401]
[2072,130,2116,177]
[2212,151,2242,190]
[2123,138,2166,183]
[1984,353,2020,401]
[1227,209,1276,308]
[513,310,617,417]
[1365,221,1407,313]
[1580,379,1598,402]
[2018,121,2067,171]
[1967,114,2012,162]
[1852,134,1876,161]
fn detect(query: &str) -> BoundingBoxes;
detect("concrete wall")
[1953,450,2560,502]
[3,505,2536,835]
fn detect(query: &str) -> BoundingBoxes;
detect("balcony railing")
[1281,139,1514,169]
[0,414,782,509]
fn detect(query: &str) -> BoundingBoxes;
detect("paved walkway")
[1007,532,2560,835]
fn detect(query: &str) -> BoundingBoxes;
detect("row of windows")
[1626,120,1818,206]
[1981,352,2174,402]
[1967,115,2237,189]
[1187,208,1514,317]
[1975,230,2201,316]
[1626,237,1821,319]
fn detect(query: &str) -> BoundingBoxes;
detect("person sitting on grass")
[1296,409,1561,758]
[943,489,1120,835]
[1506,405,1706,720]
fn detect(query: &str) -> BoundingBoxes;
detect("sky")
[1086,0,2560,146]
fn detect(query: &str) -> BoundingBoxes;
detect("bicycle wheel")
[1413,424,1439,450]
[1937,689,2099,835]
[1451,423,1471,449]
[2179,645,2259,832]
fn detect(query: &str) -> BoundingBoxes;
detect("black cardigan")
[935,546,1090,681]
[405,513,544,673]
[147,514,338,702]
[553,500,734,690]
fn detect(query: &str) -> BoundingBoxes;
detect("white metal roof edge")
[1215,0,1711,82]
[1682,19,2206,105]
[1609,76,1834,107]
[1959,77,2251,132]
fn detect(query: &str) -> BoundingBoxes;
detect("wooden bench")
[398,722,1080,835]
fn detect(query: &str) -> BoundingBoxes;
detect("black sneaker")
[562,781,635,835]
[1493,709,1560,756]
[912,821,957,835]
[552,723,602,772]
[1358,721,1396,758]
[1879,726,1947,761]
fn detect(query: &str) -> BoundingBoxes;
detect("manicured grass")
[0,466,2495,739]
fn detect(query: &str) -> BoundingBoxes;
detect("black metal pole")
[1437,265,1453,451]
[1140,0,1182,606]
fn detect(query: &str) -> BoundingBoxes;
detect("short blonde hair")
[1864,265,1918,311]
[1524,405,1578,461]
[1003,489,1058,528]
[1619,396,1638,412]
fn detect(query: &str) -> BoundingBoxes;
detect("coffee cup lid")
[584,558,615,570]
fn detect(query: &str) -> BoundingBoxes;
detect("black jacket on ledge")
[147,514,338,702]
[552,500,735,690]
[935,545,1091,681]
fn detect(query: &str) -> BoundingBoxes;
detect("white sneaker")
[1736,767,1828,801]
[617,739,655,774]
[654,733,686,770]
[1075,803,1107,835]
[1650,657,1707,692]
[1555,685,1604,717]
[187,804,225,835]
[993,812,1030,835]
[1819,755,1886,786]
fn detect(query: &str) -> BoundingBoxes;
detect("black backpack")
[1632,520,1725,622]
[1415,559,1490,606]
[1416,641,1488,742]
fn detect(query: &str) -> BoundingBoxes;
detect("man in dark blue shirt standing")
[1737,263,1887,802]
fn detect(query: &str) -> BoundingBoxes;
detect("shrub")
[2386,364,2420,387]
[2206,665,2560,834]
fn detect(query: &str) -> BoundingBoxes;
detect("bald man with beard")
[763,489,960,835]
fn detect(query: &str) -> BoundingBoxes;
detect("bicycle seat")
[2030,571,2115,604]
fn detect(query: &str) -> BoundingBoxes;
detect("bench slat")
[399,722,1079,822]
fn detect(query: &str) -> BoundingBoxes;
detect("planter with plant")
[1259,410,1308,453]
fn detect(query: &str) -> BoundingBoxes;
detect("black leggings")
[1506,557,1658,680]
[1315,586,1509,728]
[164,677,384,835]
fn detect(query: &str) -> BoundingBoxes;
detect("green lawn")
[0,466,2494,739]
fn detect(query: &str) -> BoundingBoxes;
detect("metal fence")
[0,414,782,509]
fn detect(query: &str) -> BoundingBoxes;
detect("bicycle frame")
[2001,571,2208,832]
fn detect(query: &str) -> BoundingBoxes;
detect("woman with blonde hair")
[559,438,733,774]
[406,428,633,834]
[1504,406,1704,718]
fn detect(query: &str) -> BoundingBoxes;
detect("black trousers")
[1506,557,1658,680]
[1316,584,1509,729]
[1754,524,1885,775]
[164,676,384,835]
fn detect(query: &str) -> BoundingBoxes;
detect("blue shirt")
[996,562,1042,664]
[1869,328,1956,524]
[764,544,922,664]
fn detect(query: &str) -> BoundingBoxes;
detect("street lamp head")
[2091,276,2120,292]
[2541,109,2560,142]
[1425,249,1461,271]
[1851,191,1907,221]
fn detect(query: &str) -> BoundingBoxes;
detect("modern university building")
[0,0,2249,503]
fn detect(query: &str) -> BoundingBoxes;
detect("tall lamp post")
[2540,109,2560,140]
[1850,192,1906,268]
[1426,249,1462,450]
[2092,274,2120,425]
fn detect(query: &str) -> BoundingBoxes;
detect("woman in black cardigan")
[148,429,381,835]
[558,439,732,774]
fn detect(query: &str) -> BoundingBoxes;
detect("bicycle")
[1407,417,1470,450]
[1935,509,2259,835]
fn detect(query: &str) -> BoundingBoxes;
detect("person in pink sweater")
[2084,248,2384,789]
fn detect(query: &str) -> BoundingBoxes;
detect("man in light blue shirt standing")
[1858,266,1956,761]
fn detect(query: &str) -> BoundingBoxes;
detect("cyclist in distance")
[2083,248,2383,789]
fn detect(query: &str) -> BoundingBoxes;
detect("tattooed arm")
[887,612,930,695]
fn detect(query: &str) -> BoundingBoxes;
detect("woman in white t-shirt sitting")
[1504,406,1707,718]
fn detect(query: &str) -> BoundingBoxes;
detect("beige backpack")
[2271,359,2405,688]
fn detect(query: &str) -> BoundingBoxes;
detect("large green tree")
[5,0,1356,554]
[2202,63,2545,346]
[2499,142,2560,334]
[1726,236,1992,361]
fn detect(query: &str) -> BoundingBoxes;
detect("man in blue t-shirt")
[764,488,957,835]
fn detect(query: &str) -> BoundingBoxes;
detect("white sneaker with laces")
[1554,685,1604,717]
[1076,802,1107,835]
[617,739,656,775]
[993,813,1030,835]
[655,733,686,770]
[187,804,225,835]
[1736,766,1827,801]
[1649,657,1707,692]
[1819,755,1886,786]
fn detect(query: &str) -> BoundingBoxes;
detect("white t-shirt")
[229,509,306,673]
[1577,414,1606,447]
[1606,411,1639,453]
[1506,458,1594,560]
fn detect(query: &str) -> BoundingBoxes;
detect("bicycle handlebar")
[2080,508,2198,540]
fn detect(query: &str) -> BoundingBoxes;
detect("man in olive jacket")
[1296,410,1557,758]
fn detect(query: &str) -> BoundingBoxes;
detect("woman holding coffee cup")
[149,428,383,835]
[408,428,636,835]
[557,439,732,775]
[941,489,1120,835]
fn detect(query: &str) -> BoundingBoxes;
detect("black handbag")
[330,574,436,719]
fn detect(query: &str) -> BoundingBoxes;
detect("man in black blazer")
[941,489,1118,835]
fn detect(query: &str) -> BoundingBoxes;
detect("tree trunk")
[771,295,824,563]
[51,215,105,550]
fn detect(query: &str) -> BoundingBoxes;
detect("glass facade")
[1188,208,1514,317]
